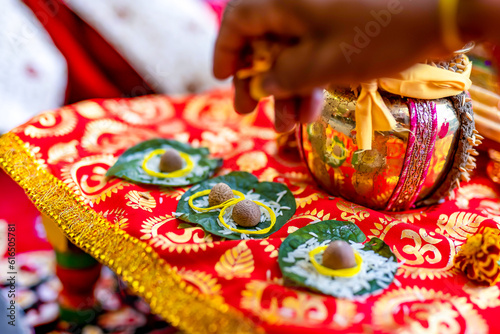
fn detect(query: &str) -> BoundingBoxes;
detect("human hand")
[213,0,483,132]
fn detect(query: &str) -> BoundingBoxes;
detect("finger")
[274,98,298,133]
[214,0,305,80]
[261,40,346,96]
[214,0,268,79]
[213,21,247,79]
[260,39,317,96]
[233,77,259,114]
[297,88,324,124]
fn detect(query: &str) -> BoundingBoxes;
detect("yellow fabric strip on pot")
[219,200,277,235]
[355,61,472,150]
[142,149,194,178]
[188,189,246,212]
[309,246,363,277]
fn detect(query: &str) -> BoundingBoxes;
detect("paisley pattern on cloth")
[2,90,500,334]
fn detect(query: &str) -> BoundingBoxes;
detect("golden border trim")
[0,133,261,334]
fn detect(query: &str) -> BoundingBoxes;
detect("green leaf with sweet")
[106,139,222,187]
[278,220,397,296]
[176,171,296,239]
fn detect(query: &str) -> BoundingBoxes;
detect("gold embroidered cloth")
[1,90,500,334]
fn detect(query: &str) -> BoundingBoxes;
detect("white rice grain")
[186,186,290,238]
[283,237,399,299]
[276,190,287,203]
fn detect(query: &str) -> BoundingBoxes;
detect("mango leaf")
[177,171,296,239]
[106,139,222,187]
[278,220,397,297]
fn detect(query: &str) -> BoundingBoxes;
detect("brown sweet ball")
[159,148,184,173]
[322,240,357,270]
[232,199,261,227]
[208,183,234,207]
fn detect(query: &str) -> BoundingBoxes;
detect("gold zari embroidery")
[0,132,261,334]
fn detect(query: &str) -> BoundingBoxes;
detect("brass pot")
[298,87,478,211]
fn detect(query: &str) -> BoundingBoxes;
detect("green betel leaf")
[176,171,296,239]
[106,139,222,187]
[278,220,398,298]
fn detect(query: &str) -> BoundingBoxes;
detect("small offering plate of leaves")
[106,139,222,187]
[176,171,296,239]
[279,220,399,299]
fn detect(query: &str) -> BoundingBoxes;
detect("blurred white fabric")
[0,0,228,132]
[65,0,229,95]
[0,0,68,133]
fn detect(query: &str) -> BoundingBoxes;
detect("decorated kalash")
[1,43,500,333]
[300,45,479,211]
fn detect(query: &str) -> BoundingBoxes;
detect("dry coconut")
[159,148,184,173]
[232,199,260,227]
[208,183,234,207]
[322,240,357,270]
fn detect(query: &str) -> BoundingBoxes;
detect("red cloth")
[1,0,154,255]
[4,2,500,331]
[1,0,226,254]
[21,0,225,103]
[5,91,500,333]
[0,170,51,254]
[22,0,154,104]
